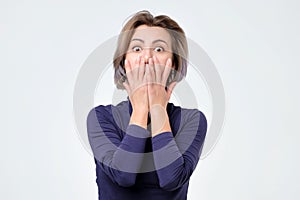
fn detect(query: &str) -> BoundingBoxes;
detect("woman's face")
[125,25,173,67]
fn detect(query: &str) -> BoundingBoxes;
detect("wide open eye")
[154,46,164,52]
[132,46,142,52]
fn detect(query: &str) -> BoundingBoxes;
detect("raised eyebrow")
[130,38,168,47]
[152,39,168,47]
[131,38,144,43]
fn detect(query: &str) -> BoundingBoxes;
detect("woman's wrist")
[129,109,149,129]
[150,105,171,137]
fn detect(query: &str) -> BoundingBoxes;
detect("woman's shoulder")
[89,99,128,113]
[166,102,207,136]
[167,102,206,121]
[87,104,112,118]
[87,99,130,123]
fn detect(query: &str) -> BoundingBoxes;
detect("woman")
[87,10,207,200]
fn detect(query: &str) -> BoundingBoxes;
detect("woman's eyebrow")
[131,38,169,47]
[131,38,144,43]
[152,39,169,47]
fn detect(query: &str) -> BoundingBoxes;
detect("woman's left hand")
[146,56,177,110]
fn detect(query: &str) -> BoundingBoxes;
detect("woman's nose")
[142,48,152,63]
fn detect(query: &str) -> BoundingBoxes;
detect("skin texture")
[123,25,177,137]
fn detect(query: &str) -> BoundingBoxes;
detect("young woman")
[87,10,207,200]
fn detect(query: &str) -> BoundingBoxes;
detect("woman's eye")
[132,46,142,52]
[154,47,164,52]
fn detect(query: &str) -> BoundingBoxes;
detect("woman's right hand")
[123,56,149,116]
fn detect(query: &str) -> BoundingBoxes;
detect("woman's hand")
[123,56,149,128]
[146,56,177,136]
[146,56,177,110]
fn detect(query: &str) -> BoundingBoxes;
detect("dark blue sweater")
[86,97,207,200]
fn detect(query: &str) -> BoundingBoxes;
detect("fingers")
[125,56,146,84]
[125,56,173,89]
[153,56,162,83]
[146,56,173,87]
[123,80,131,94]
[161,58,172,86]
[166,81,177,101]
[124,59,131,72]
[145,59,151,83]
[138,56,145,81]
[148,58,155,84]
[132,55,141,80]
[124,59,133,85]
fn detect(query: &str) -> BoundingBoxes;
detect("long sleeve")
[86,106,150,187]
[151,109,207,191]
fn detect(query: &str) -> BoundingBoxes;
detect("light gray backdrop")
[1,0,299,199]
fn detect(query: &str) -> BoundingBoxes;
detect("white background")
[1,0,299,199]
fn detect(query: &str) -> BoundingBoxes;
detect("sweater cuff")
[126,124,151,138]
[152,131,174,151]
[118,124,150,153]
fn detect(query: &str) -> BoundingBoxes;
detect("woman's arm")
[144,57,207,191]
[86,105,150,187]
[151,108,207,191]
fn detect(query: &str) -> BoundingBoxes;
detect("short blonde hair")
[113,10,188,89]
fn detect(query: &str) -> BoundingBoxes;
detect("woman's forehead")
[131,25,171,44]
